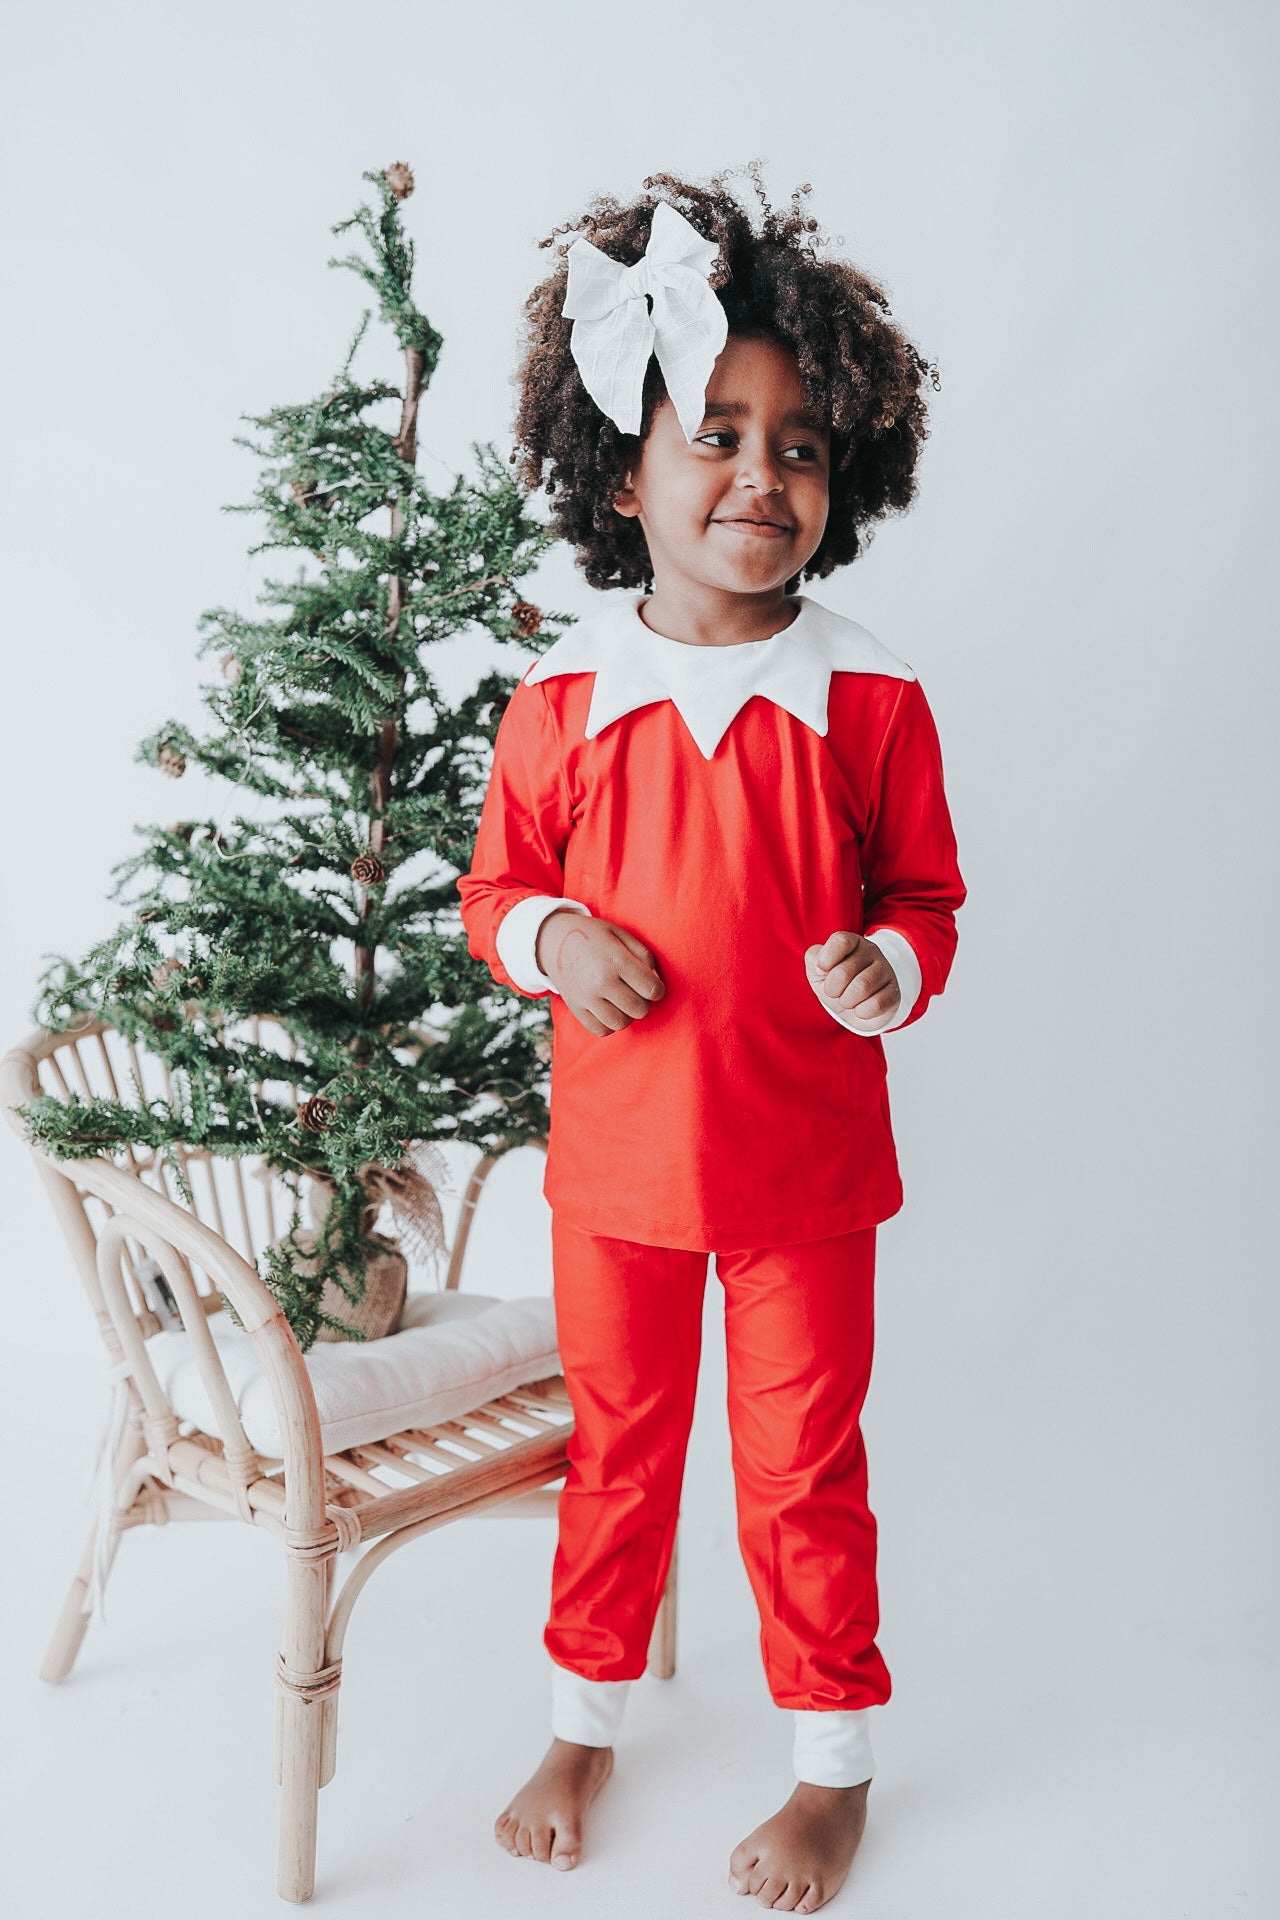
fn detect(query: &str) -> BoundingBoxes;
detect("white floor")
[2,1145,1274,1919]
[6,1502,1271,1920]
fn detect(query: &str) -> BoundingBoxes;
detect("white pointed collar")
[522,593,916,760]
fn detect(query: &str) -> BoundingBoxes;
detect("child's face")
[613,333,831,601]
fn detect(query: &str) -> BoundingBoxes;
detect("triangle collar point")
[524,593,914,758]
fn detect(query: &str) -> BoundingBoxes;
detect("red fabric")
[457,664,966,1249]
[544,1216,891,1709]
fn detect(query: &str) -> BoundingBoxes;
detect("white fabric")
[546,1658,875,1783]
[147,1289,561,1458]
[548,1656,632,1746]
[522,592,916,762]
[561,199,729,443]
[792,1707,876,1788]
[495,894,592,994]
[83,1359,133,1624]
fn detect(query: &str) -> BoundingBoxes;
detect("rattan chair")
[1,1017,678,1902]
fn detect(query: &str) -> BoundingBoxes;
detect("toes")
[795,1886,824,1915]
[729,1844,759,1886]
[755,1873,790,1907]
[549,1818,582,1872]
[771,1881,807,1913]
[500,1807,580,1870]
[536,1819,583,1868]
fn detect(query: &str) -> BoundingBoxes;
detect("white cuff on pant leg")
[548,1657,632,1748]
[791,1708,875,1787]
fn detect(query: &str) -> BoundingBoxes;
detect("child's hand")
[536,910,666,1037]
[804,931,901,1027]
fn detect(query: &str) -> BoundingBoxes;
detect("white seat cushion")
[147,1289,562,1457]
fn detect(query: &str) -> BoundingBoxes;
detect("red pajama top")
[456,592,966,1251]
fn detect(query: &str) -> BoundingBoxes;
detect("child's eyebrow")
[700,399,829,433]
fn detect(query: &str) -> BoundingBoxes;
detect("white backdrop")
[1,4,1275,1916]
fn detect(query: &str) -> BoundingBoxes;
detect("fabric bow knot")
[561,199,729,444]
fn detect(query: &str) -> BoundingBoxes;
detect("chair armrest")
[3,1032,331,1529]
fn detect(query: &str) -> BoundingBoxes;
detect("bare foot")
[493,1736,615,1872]
[728,1779,870,1912]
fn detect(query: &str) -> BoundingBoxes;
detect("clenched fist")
[536,909,666,1037]
[804,931,901,1027]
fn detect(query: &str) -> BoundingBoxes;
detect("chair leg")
[40,1518,106,1682]
[646,1514,679,1680]
[41,1400,146,1683]
[277,1686,323,1903]
[275,1553,336,1903]
[318,1555,339,1790]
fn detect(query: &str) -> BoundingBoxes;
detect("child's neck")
[639,581,801,649]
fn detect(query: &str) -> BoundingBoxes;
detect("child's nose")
[734,442,786,489]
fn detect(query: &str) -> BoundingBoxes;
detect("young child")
[457,165,966,1914]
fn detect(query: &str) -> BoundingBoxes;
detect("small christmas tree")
[19,163,564,1351]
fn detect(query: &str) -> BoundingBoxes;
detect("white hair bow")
[561,199,729,444]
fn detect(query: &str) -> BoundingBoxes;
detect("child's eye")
[694,431,822,461]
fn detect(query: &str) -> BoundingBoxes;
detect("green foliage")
[19,166,568,1351]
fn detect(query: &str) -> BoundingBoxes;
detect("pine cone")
[534,1031,553,1065]
[383,162,415,201]
[512,599,542,637]
[350,852,387,887]
[297,1094,337,1133]
[136,907,160,924]
[151,958,183,990]
[151,1013,177,1034]
[157,745,186,778]
[219,651,242,683]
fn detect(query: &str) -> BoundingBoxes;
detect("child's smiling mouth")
[712,516,793,537]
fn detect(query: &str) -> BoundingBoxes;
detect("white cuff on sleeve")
[548,1656,632,1747]
[494,895,593,994]
[807,926,922,1036]
[791,1707,875,1787]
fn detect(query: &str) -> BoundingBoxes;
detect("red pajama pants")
[543,1214,892,1712]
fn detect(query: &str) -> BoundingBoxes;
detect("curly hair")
[509,159,941,595]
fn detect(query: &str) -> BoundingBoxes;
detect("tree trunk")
[354,347,424,1014]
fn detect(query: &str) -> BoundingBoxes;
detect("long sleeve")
[456,675,590,999]
[857,676,966,1032]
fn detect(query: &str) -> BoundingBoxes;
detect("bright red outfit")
[546,1215,888,1705]
[456,591,965,1780]
[457,593,966,1249]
